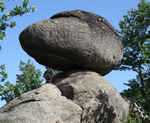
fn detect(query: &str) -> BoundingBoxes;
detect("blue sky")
[0,0,149,108]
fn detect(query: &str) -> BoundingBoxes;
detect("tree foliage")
[121,112,150,123]
[0,0,37,103]
[117,0,150,115]
[0,60,43,103]
[51,68,62,76]
[0,0,37,50]
[16,59,43,92]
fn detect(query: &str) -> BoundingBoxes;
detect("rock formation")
[0,10,129,123]
[0,70,129,123]
[19,10,124,76]
[0,84,82,123]
[52,69,129,123]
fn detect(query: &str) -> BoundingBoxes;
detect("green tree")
[51,68,62,76]
[121,112,144,123]
[117,0,150,115]
[0,59,43,103]
[0,0,37,43]
[16,59,43,92]
[0,63,22,103]
[0,0,37,103]
[0,64,17,103]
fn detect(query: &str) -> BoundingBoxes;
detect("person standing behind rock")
[43,66,53,83]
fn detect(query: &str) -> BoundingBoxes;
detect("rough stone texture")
[0,70,130,123]
[81,98,116,123]
[0,84,82,123]
[52,69,129,123]
[19,10,124,76]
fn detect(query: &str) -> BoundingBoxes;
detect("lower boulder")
[0,70,129,123]
[52,69,129,123]
[0,84,82,123]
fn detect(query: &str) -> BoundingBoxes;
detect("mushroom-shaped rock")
[19,10,124,76]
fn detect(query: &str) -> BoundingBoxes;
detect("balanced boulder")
[19,10,124,76]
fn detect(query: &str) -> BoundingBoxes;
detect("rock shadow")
[81,90,116,123]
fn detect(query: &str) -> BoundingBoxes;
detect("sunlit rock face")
[0,70,129,123]
[19,10,124,76]
[0,84,82,123]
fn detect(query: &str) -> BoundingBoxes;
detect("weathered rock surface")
[52,69,129,123]
[0,70,129,123]
[0,84,82,123]
[19,10,124,76]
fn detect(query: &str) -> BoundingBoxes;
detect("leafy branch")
[0,0,37,41]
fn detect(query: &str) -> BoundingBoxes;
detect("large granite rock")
[0,84,82,123]
[52,69,129,123]
[0,70,130,123]
[19,10,124,76]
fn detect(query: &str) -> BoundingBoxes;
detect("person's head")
[46,66,50,71]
